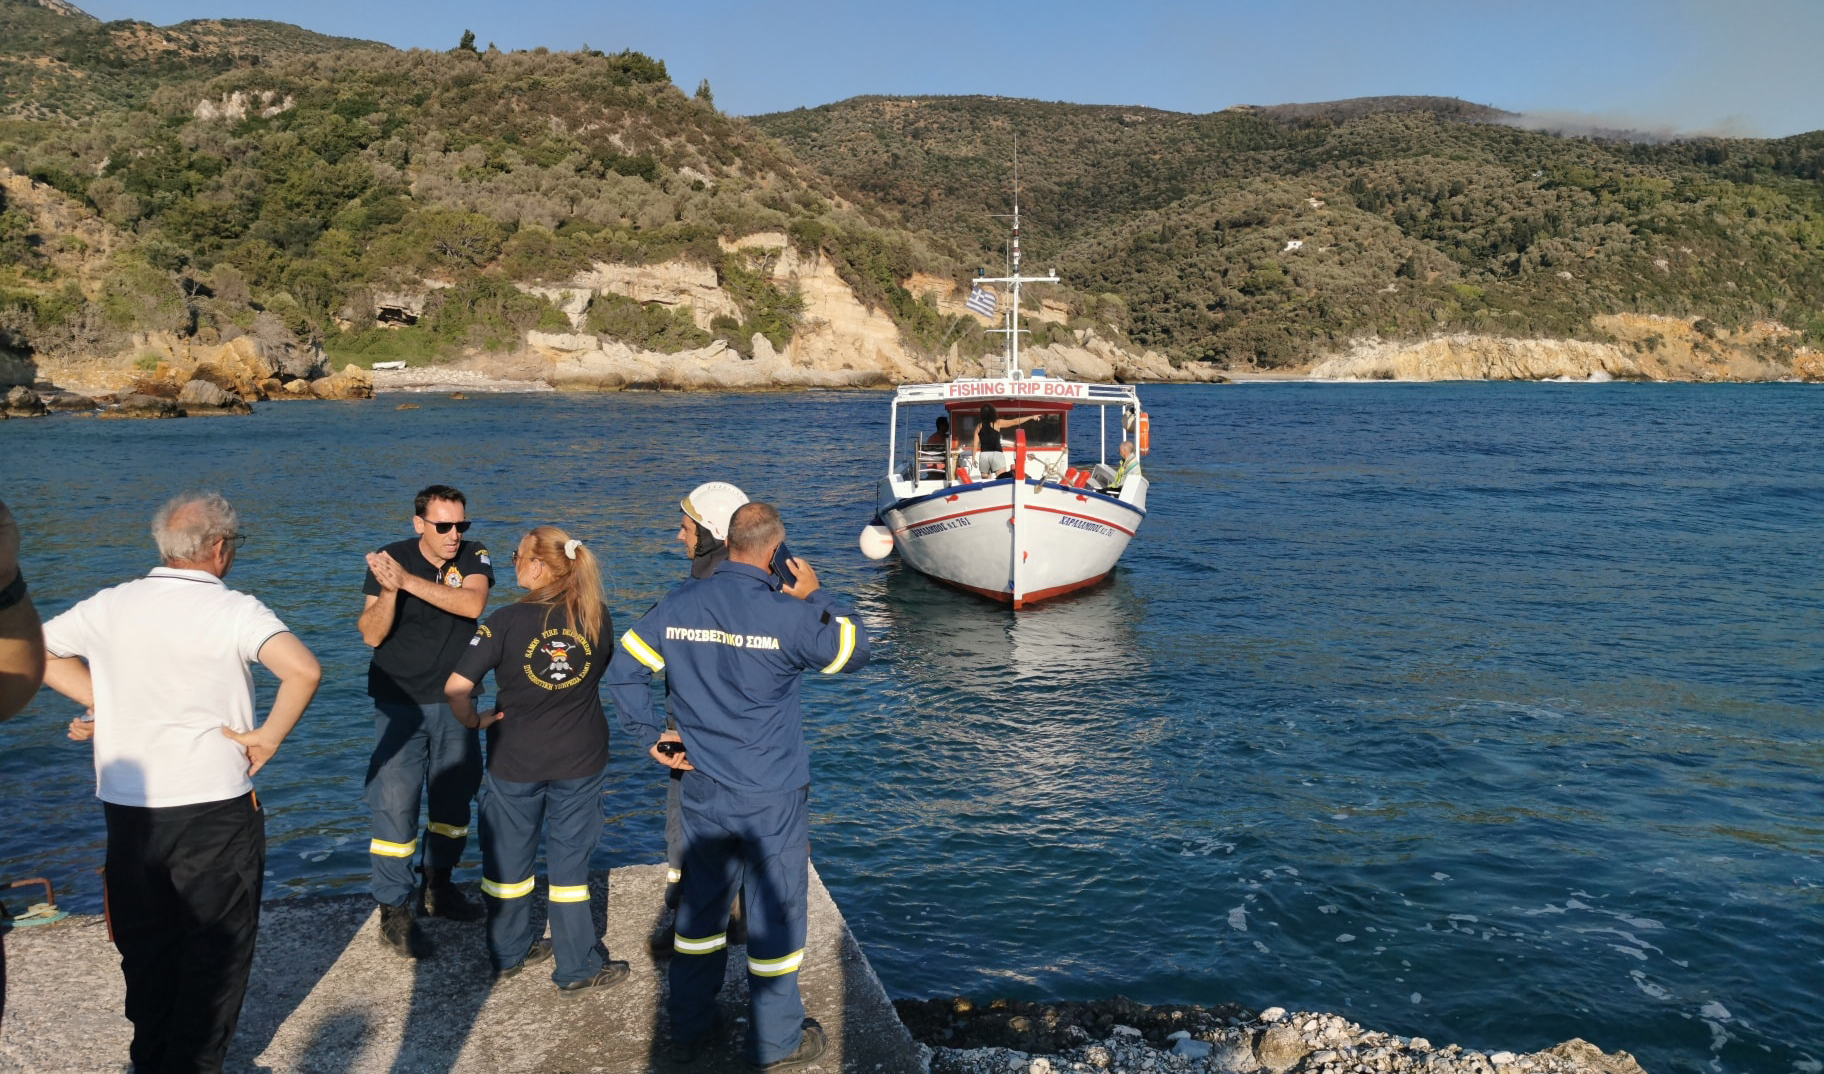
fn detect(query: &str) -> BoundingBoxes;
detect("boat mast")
[979,146,1058,379]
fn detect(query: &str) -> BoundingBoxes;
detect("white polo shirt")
[43,567,290,808]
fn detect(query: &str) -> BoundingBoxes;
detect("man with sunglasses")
[359,484,493,956]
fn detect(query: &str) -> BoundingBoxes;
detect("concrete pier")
[1,863,928,1073]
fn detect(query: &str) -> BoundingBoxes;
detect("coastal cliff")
[1306,315,1821,383]
[398,233,1226,391]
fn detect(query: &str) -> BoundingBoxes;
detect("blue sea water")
[2,383,1820,1073]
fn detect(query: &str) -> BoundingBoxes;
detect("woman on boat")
[444,525,628,991]
[971,403,1041,479]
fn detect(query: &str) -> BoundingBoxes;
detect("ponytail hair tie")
[563,539,581,560]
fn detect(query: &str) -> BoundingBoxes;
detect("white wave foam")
[1630,970,1673,1000]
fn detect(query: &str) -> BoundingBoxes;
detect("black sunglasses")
[424,520,472,534]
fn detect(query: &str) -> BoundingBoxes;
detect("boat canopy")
[891,378,1140,407]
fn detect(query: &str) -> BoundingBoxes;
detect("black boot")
[378,902,432,958]
[421,867,484,922]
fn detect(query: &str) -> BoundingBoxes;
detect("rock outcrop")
[177,378,251,415]
[3,386,48,418]
[901,999,1648,1074]
[31,330,352,409]
[97,393,182,419]
[301,364,374,400]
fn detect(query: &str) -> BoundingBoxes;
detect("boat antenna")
[980,138,1058,379]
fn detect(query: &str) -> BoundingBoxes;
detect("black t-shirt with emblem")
[452,600,612,783]
[363,537,495,704]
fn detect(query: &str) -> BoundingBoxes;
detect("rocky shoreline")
[894,997,1647,1074]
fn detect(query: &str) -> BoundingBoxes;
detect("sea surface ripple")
[2,383,1820,1074]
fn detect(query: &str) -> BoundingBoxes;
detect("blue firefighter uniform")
[608,561,870,1066]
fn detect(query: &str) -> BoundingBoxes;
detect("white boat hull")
[877,474,1147,607]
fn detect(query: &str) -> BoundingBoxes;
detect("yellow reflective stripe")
[548,883,590,903]
[369,837,417,858]
[748,949,805,977]
[481,876,536,899]
[427,823,469,839]
[666,867,683,884]
[820,616,855,674]
[621,629,665,671]
[673,931,727,954]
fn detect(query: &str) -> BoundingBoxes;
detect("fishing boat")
[858,186,1151,608]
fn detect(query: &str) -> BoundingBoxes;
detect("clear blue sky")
[73,0,1824,137]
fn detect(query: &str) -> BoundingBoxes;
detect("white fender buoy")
[858,523,894,560]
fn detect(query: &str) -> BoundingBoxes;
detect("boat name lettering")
[1058,516,1114,536]
[664,627,781,650]
[908,517,973,537]
[945,380,1088,399]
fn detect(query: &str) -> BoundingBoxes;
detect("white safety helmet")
[681,482,749,542]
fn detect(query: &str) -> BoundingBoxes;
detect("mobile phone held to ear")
[655,740,686,758]
[770,542,798,587]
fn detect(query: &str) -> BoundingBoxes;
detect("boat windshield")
[953,408,1067,450]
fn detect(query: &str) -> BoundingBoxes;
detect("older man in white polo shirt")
[40,491,320,1074]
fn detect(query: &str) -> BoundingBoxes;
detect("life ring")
[1136,411,1151,456]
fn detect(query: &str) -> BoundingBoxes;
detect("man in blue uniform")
[609,502,871,1071]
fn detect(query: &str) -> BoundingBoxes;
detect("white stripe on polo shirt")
[43,567,290,808]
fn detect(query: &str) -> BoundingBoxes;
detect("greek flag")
[965,285,998,318]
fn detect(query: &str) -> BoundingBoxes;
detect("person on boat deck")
[920,417,951,479]
[1108,440,1142,491]
[444,526,629,991]
[972,403,1041,478]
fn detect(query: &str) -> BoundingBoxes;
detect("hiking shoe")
[751,1019,826,1071]
[378,902,431,959]
[495,939,553,980]
[557,960,630,993]
[421,870,485,922]
[669,1010,725,1064]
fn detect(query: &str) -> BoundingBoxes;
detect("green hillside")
[0,0,979,371]
[5,0,1823,377]
[753,95,1824,366]
[0,0,389,120]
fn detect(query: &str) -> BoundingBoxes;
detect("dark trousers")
[478,766,608,985]
[671,777,809,1066]
[104,792,264,1074]
[365,701,481,906]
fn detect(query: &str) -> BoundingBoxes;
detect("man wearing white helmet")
[653,482,750,954]
[678,481,748,579]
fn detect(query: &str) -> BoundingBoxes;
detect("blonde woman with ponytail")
[444,525,629,991]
